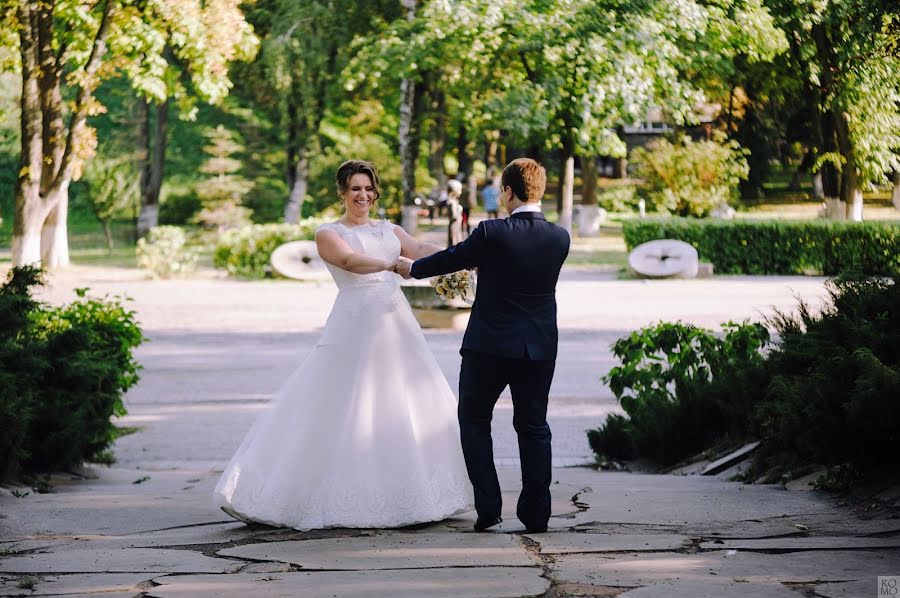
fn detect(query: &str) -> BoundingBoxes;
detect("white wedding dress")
[214,219,473,529]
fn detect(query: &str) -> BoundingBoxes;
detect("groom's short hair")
[501,158,546,203]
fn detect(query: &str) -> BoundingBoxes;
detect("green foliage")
[193,126,254,231]
[136,226,198,279]
[80,155,140,249]
[591,276,900,476]
[159,192,203,226]
[757,276,900,468]
[213,220,324,278]
[630,136,750,217]
[596,185,640,213]
[592,321,769,464]
[623,219,900,275]
[0,267,144,480]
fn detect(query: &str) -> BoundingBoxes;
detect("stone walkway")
[2,264,898,597]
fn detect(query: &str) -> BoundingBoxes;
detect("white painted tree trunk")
[558,156,574,234]
[576,205,606,237]
[41,191,70,268]
[137,203,159,235]
[812,172,825,201]
[284,156,308,224]
[847,189,863,221]
[12,230,42,265]
[401,205,419,236]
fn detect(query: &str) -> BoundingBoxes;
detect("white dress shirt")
[510,203,543,216]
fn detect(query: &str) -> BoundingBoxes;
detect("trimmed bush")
[213,220,325,278]
[0,267,144,480]
[136,226,198,279]
[623,218,900,275]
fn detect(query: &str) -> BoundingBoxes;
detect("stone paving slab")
[813,580,875,597]
[0,573,154,596]
[678,514,900,540]
[149,568,550,597]
[567,473,839,525]
[617,580,800,597]
[550,549,900,587]
[524,532,690,554]
[0,547,242,574]
[700,536,900,551]
[0,468,227,540]
[217,533,539,570]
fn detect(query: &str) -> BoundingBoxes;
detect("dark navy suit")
[411,211,570,529]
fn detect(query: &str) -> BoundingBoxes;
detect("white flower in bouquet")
[430,270,476,303]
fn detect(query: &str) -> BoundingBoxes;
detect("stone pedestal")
[401,280,471,329]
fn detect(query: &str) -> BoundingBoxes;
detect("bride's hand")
[394,257,413,279]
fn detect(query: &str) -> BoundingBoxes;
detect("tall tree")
[2,0,257,267]
[766,0,900,220]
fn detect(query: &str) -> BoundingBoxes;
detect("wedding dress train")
[214,219,473,529]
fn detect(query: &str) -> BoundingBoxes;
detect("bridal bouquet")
[430,270,476,304]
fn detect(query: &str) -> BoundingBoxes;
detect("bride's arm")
[316,229,398,274]
[393,225,443,260]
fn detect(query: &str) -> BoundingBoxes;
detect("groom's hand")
[395,257,414,279]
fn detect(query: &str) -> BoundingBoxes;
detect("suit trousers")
[458,349,555,529]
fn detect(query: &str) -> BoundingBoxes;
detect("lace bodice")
[317,220,401,290]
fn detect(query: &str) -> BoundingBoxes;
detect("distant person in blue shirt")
[481,176,500,219]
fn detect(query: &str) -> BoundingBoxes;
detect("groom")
[397,158,570,533]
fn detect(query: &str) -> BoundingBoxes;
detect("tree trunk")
[284,153,309,224]
[12,182,48,265]
[790,148,814,192]
[138,98,169,236]
[428,90,447,197]
[892,170,900,210]
[102,219,113,253]
[13,0,113,267]
[834,110,863,221]
[559,154,574,234]
[399,0,419,234]
[40,190,70,268]
[580,156,598,206]
[456,123,472,179]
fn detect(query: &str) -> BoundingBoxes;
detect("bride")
[214,160,473,529]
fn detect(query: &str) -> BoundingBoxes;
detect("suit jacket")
[411,211,570,360]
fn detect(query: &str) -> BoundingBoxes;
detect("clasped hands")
[387,257,413,279]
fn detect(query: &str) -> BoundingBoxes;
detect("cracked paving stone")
[148,568,550,597]
[0,548,243,574]
[617,580,801,597]
[550,549,900,587]
[217,533,539,570]
[812,579,875,597]
[699,536,900,551]
[525,532,690,554]
[0,573,156,596]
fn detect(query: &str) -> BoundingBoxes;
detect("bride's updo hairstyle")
[336,160,382,203]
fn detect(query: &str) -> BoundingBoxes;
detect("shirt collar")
[510,203,543,216]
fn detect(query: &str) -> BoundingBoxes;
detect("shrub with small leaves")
[0,267,145,480]
[590,321,770,465]
[631,135,750,217]
[136,226,198,279]
[213,220,325,278]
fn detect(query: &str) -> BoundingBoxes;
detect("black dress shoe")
[523,524,548,533]
[474,515,502,531]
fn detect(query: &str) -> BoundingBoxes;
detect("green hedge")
[1,267,144,480]
[622,219,900,275]
[213,220,325,278]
